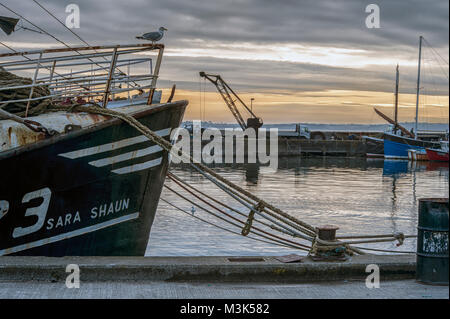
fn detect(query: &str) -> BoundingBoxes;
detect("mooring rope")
[160,197,308,251]
[0,67,53,116]
[163,185,311,251]
[168,172,314,241]
[160,198,306,250]
[2,102,418,255]
[350,246,415,254]
[336,234,417,240]
[168,172,284,231]
[182,159,319,239]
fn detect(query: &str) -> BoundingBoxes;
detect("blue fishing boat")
[382,36,440,159]
[383,132,437,159]
[371,65,424,158]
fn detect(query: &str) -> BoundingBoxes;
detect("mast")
[394,64,399,134]
[414,36,423,140]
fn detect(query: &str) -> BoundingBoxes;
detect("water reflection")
[380,159,448,237]
[383,160,409,176]
[244,163,259,184]
[147,158,448,256]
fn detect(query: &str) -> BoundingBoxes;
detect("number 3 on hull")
[12,188,51,238]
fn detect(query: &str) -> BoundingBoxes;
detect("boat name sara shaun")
[46,197,131,231]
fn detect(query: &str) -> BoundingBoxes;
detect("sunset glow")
[163,88,449,124]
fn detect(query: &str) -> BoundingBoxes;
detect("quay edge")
[0,255,415,283]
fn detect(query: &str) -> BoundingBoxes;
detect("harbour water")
[146,158,448,256]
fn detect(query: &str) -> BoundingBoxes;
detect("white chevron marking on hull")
[111,157,163,175]
[88,145,163,167]
[58,128,170,159]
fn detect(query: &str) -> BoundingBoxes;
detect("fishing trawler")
[0,43,187,256]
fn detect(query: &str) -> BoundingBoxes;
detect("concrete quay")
[0,254,416,283]
[1,279,447,299]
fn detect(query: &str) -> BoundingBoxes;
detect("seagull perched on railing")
[136,27,167,43]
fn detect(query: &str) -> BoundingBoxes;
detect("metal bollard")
[317,225,339,241]
[416,198,449,285]
[311,225,347,261]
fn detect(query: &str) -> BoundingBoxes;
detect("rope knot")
[241,202,264,236]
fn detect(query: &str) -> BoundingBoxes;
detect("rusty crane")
[199,71,263,131]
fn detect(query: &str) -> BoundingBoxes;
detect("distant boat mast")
[414,36,423,140]
[394,64,399,134]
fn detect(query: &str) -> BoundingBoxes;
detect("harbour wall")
[0,255,415,283]
[277,139,367,156]
[184,137,369,158]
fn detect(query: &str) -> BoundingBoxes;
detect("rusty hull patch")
[0,101,188,159]
[0,111,110,153]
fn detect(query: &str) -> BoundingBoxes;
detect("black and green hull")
[0,101,187,256]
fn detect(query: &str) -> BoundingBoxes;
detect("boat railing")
[0,43,165,115]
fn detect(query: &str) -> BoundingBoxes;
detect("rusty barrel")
[416,198,449,285]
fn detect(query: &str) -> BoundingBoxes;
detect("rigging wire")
[0,40,17,53]
[421,48,449,126]
[0,2,104,93]
[423,37,449,65]
[31,0,88,46]
[30,0,142,90]
[422,37,449,81]
[421,48,428,129]
[0,1,126,92]
[0,2,76,51]
[16,23,44,34]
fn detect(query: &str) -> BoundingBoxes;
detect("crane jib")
[199,71,263,131]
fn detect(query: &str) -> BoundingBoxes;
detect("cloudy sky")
[1,0,448,123]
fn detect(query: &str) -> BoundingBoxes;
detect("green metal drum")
[416,198,449,285]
